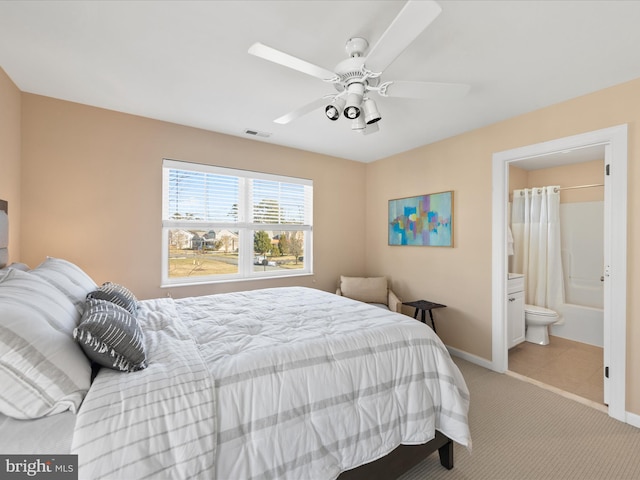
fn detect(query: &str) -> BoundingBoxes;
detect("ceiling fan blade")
[381,81,470,101]
[274,97,330,124]
[365,0,442,74]
[249,42,338,81]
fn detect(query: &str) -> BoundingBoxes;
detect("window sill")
[160,272,314,289]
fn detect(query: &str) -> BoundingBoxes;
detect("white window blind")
[162,159,313,286]
[167,169,239,223]
[252,179,309,225]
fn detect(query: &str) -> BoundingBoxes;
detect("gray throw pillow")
[74,298,147,372]
[86,282,139,315]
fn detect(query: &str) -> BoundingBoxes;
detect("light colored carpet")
[400,357,640,480]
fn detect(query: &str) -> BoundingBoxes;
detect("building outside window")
[162,159,313,286]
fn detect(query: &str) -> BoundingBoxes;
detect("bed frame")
[338,431,453,479]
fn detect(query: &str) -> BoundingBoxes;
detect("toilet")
[524,304,559,345]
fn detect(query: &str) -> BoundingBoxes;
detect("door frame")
[491,124,628,422]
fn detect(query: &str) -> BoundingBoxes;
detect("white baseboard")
[626,411,640,429]
[445,345,493,370]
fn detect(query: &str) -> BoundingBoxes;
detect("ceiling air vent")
[244,129,271,138]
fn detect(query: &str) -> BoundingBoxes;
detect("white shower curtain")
[511,186,565,308]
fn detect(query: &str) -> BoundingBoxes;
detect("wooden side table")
[402,300,447,333]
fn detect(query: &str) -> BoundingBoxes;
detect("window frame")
[161,159,313,287]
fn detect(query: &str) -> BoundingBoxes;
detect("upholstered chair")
[336,275,402,313]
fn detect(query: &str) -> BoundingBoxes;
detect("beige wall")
[508,165,528,195]
[20,94,367,299]
[525,159,604,203]
[366,128,494,358]
[366,76,640,415]
[0,67,21,264]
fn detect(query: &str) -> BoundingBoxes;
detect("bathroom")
[507,151,605,405]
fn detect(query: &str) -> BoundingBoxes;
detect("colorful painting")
[388,191,453,247]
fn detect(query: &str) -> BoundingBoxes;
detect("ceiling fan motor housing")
[345,37,369,57]
[333,55,379,93]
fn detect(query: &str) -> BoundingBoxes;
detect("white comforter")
[72,287,470,480]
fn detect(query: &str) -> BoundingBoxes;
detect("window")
[162,159,313,286]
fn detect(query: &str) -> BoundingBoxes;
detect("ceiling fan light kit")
[248,0,469,136]
[362,98,381,124]
[351,116,366,131]
[325,96,345,121]
[344,82,365,119]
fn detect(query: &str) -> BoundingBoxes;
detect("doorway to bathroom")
[507,145,605,407]
[507,151,605,405]
[491,125,628,423]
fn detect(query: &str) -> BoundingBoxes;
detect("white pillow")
[339,276,388,304]
[30,257,97,319]
[4,262,30,271]
[0,269,92,419]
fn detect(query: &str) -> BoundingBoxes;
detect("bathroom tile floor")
[508,335,604,405]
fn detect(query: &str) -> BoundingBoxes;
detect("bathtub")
[550,303,603,347]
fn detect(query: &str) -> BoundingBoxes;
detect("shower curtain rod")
[513,184,605,197]
[556,183,604,192]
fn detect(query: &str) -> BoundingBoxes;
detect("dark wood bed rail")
[337,431,453,480]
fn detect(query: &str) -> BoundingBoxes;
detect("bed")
[0,204,470,479]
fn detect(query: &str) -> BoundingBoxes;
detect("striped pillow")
[0,269,92,419]
[74,299,147,372]
[87,282,139,315]
[30,257,97,319]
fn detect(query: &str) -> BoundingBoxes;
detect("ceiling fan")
[248,0,470,135]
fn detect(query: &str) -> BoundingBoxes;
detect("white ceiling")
[1,0,640,163]
[514,144,606,171]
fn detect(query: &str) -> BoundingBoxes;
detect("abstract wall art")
[388,191,453,247]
